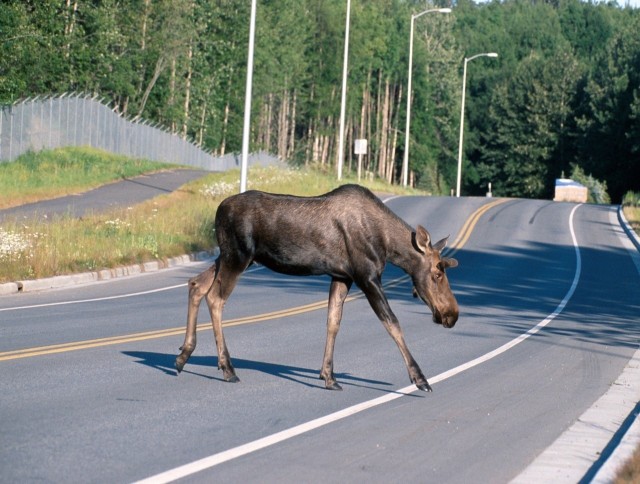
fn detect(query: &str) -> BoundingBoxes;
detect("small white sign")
[354,139,367,155]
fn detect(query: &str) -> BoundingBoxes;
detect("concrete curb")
[512,348,640,483]
[0,250,217,296]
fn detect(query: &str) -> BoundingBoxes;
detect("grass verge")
[623,205,639,235]
[622,191,640,235]
[0,156,421,283]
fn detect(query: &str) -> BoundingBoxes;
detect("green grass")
[0,154,421,283]
[624,206,640,233]
[0,146,178,209]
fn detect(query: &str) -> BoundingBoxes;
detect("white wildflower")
[199,181,238,198]
[0,228,31,260]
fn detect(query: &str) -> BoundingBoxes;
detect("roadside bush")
[622,191,640,207]
[570,165,611,204]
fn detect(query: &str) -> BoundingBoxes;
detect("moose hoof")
[175,359,185,374]
[416,381,433,392]
[225,374,240,383]
[325,381,343,391]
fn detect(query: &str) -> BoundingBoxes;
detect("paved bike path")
[0,169,210,222]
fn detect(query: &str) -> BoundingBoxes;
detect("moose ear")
[413,225,431,253]
[442,257,458,269]
[432,235,450,252]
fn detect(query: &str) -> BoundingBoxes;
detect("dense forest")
[1,0,639,201]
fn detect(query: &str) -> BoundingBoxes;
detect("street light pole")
[402,7,451,187]
[456,52,498,198]
[240,0,257,193]
[337,0,351,181]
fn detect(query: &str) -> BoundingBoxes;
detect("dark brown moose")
[176,184,459,391]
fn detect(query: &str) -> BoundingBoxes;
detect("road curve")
[1,196,639,483]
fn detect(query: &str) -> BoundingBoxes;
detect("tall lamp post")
[337,0,351,181]
[239,0,257,193]
[456,52,498,197]
[402,7,451,187]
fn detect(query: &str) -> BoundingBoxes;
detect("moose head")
[411,226,459,328]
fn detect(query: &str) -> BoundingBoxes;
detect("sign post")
[354,139,367,182]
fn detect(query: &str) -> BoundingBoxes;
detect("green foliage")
[622,191,640,207]
[570,165,611,205]
[477,49,582,199]
[1,0,639,200]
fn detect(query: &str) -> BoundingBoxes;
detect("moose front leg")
[176,264,216,373]
[320,278,352,390]
[382,318,432,392]
[362,278,432,392]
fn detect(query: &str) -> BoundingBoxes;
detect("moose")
[176,184,459,391]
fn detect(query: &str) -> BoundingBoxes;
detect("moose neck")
[385,218,423,276]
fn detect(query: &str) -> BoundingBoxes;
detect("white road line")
[134,204,583,484]
[0,283,186,312]
[0,266,265,313]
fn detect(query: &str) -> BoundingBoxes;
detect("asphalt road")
[1,194,639,483]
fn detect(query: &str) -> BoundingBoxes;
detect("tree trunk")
[389,82,402,184]
[135,56,166,121]
[278,88,290,159]
[288,89,297,160]
[182,41,193,139]
[135,0,152,106]
[221,101,229,156]
[169,57,177,132]
[379,78,390,182]
[359,82,367,174]
[346,117,352,174]
[376,71,385,179]
[198,97,207,146]
[64,0,79,60]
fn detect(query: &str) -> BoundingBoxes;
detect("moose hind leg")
[320,278,352,390]
[175,264,216,373]
[204,264,244,383]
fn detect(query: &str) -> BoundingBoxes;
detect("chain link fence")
[0,93,279,171]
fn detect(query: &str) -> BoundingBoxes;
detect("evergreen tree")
[0,0,638,197]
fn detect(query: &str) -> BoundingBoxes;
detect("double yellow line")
[0,198,509,363]
[445,197,508,258]
[0,300,333,362]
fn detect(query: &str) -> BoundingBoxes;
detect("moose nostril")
[443,312,458,328]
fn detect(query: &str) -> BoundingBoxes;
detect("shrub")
[570,165,611,204]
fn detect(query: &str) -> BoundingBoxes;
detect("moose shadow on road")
[121,350,401,393]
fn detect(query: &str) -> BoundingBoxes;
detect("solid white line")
[0,265,266,313]
[134,204,583,484]
[0,283,186,312]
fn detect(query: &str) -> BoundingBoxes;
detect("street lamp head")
[438,8,452,13]
[487,53,499,57]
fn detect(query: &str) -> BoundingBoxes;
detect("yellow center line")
[446,198,508,258]
[0,199,510,363]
